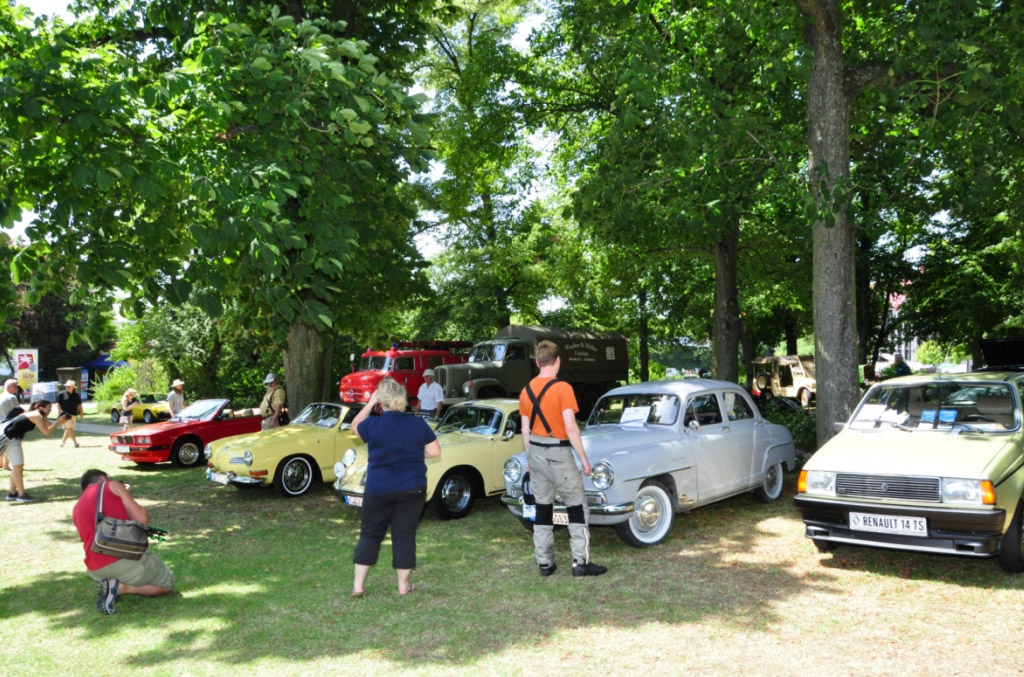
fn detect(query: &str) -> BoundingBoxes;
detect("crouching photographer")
[72,469,174,615]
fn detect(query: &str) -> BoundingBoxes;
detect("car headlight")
[243,451,253,466]
[204,444,212,460]
[334,461,345,478]
[503,457,523,484]
[591,461,614,490]
[342,448,357,468]
[942,478,996,505]
[800,470,836,496]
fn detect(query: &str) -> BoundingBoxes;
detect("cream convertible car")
[502,379,797,547]
[205,402,361,497]
[334,399,522,520]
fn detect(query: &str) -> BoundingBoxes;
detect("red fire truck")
[339,341,472,407]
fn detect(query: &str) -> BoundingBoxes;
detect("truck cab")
[340,341,471,407]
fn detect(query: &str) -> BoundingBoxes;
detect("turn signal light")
[797,470,808,494]
[250,470,268,478]
[981,480,996,505]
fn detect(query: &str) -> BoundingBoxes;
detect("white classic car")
[502,379,797,547]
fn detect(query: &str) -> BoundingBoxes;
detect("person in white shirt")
[166,379,186,416]
[416,369,444,419]
[0,379,19,471]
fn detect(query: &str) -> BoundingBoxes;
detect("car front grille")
[836,474,941,502]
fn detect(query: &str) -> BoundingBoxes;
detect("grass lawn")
[4,431,1024,675]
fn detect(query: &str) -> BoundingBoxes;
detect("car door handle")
[721,426,730,432]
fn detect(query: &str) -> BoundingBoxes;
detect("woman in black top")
[2,400,68,502]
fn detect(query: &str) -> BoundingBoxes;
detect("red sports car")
[109,398,262,467]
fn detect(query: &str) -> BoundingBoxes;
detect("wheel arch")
[427,464,484,502]
[643,472,679,512]
[274,453,323,484]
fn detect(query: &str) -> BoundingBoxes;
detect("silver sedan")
[502,379,797,547]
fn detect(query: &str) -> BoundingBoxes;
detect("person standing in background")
[166,379,186,416]
[260,373,286,430]
[58,380,84,448]
[0,378,20,470]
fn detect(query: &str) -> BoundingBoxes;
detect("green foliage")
[91,361,167,407]
[760,406,818,458]
[915,340,969,366]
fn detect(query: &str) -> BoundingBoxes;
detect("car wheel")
[614,480,675,548]
[273,455,315,498]
[143,409,155,424]
[999,500,1024,573]
[753,462,784,503]
[427,469,476,520]
[110,409,120,423]
[171,438,204,467]
[799,389,813,408]
[812,539,839,553]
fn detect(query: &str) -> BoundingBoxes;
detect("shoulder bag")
[91,480,149,560]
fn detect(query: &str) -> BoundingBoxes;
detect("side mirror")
[833,421,846,433]
[687,419,700,431]
[340,423,351,431]
[349,353,356,362]
[503,428,516,440]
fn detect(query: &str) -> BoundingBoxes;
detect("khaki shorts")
[87,550,175,591]
[62,415,76,430]
[2,437,24,465]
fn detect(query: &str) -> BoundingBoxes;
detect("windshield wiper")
[870,419,913,431]
[950,422,983,433]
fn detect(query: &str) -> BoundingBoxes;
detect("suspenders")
[525,379,561,437]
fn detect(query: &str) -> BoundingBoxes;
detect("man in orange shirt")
[519,340,607,577]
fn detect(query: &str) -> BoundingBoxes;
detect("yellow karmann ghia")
[334,399,522,519]
[205,402,360,497]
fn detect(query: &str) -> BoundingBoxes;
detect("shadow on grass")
[3,467,850,670]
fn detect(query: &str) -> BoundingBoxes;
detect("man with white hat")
[260,373,287,430]
[0,378,19,469]
[166,379,186,416]
[416,369,444,419]
[57,379,84,448]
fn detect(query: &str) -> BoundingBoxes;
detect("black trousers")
[353,486,425,570]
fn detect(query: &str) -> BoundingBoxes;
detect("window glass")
[395,357,415,371]
[587,394,680,425]
[686,394,723,426]
[722,391,754,421]
[427,356,443,369]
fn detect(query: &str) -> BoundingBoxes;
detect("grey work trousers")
[527,441,591,567]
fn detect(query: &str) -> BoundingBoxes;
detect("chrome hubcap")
[180,444,200,465]
[284,461,310,492]
[441,477,471,511]
[635,493,663,532]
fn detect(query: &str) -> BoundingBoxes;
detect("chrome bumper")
[501,490,634,516]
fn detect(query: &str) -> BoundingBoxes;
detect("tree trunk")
[638,287,650,382]
[741,320,755,389]
[284,317,334,417]
[802,0,861,447]
[711,222,741,382]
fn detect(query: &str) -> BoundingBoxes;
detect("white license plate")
[850,511,927,537]
[552,512,569,526]
[345,495,363,507]
[115,445,130,453]
[208,472,229,485]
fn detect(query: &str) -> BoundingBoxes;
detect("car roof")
[604,379,748,397]
[878,370,1024,384]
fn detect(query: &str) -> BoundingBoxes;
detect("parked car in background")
[751,355,816,408]
[109,399,261,467]
[335,399,522,519]
[206,402,362,497]
[795,367,1024,573]
[109,393,172,424]
[502,380,798,547]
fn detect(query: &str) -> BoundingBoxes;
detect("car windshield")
[588,394,680,426]
[358,355,387,371]
[174,399,225,421]
[293,403,353,428]
[437,405,504,435]
[138,394,160,404]
[850,381,1019,432]
[468,343,505,362]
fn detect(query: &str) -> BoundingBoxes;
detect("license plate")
[850,511,927,537]
[115,445,129,453]
[208,471,229,485]
[345,495,363,507]
[552,512,569,526]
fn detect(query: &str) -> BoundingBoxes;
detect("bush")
[759,404,818,460]
[91,359,169,409]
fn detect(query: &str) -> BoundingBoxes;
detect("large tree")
[2,1,439,413]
